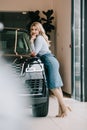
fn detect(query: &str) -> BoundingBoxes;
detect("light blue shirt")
[30,35,51,56]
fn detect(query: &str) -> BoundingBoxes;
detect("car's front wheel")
[32,96,49,117]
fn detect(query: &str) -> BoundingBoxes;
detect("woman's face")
[30,26,39,37]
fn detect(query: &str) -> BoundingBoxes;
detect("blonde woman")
[29,22,71,117]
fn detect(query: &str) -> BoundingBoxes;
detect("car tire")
[32,96,49,117]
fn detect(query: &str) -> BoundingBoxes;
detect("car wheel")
[32,96,49,117]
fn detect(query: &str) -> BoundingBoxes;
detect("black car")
[0,27,49,117]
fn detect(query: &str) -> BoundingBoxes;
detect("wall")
[0,0,71,94]
[0,0,53,11]
[53,0,71,94]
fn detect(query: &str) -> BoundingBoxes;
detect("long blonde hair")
[30,22,50,46]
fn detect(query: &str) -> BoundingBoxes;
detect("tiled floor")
[25,96,87,130]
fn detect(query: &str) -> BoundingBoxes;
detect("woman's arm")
[34,36,43,54]
[30,34,37,56]
[30,35,43,56]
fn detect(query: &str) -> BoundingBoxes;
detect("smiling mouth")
[32,33,37,36]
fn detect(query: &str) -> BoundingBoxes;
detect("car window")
[0,30,15,54]
[0,29,31,55]
[16,31,30,54]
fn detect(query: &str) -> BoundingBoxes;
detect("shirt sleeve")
[30,42,35,52]
[30,35,43,55]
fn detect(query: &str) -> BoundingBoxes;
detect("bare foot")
[56,105,62,117]
[56,106,71,118]
[61,106,71,117]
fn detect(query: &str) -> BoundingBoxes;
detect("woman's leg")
[51,88,71,117]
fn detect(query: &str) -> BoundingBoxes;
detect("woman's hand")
[30,52,36,57]
[30,34,36,43]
